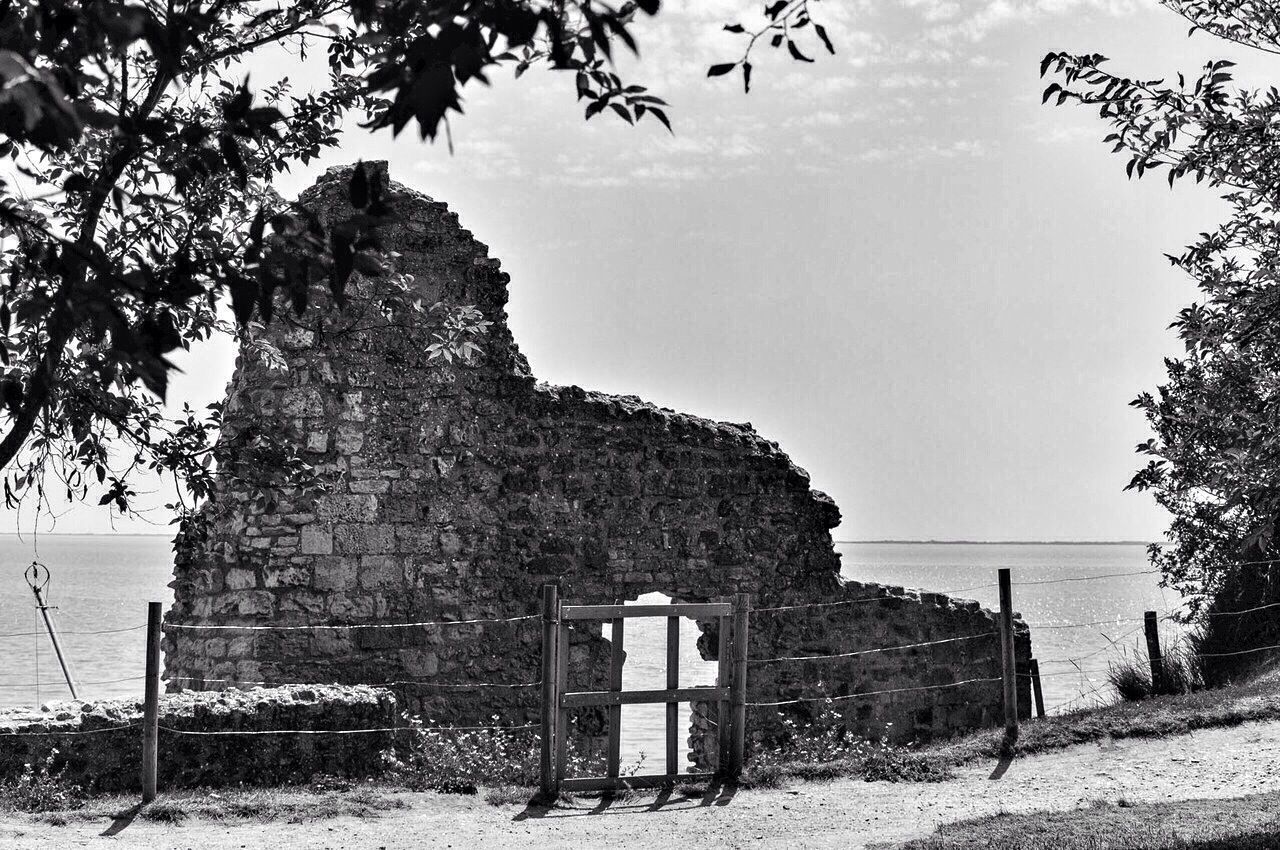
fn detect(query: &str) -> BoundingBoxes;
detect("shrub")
[391,715,616,793]
[0,750,86,814]
[1192,563,1280,686]
[860,749,951,783]
[747,701,952,784]
[750,701,867,769]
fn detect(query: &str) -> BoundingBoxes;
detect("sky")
[6,0,1272,541]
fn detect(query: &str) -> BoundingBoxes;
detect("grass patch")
[743,748,953,787]
[892,792,1280,849]
[746,701,954,786]
[926,672,1280,767]
[10,783,414,827]
[483,785,529,807]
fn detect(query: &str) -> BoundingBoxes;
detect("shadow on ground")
[514,780,737,820]
[100,802,143,836]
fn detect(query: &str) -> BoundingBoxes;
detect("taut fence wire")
[8,563,1277,802]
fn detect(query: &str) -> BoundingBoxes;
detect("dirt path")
[4,719,1279,849]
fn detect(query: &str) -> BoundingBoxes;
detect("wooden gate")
[539,586,750,796]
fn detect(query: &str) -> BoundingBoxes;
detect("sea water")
[0,536,1177,768]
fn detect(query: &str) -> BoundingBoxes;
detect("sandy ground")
[3,719,1279,849]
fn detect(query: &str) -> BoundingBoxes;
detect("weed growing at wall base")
[745,703,952,785]
[0,750,85,814]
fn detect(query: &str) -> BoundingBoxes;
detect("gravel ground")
[3,719,1279,849]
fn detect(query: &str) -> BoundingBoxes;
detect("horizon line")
[0,532,1157,545]
[837,539,1155,546]
[834,540,1157,547]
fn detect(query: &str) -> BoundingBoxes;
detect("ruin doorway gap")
[605,591,718,770]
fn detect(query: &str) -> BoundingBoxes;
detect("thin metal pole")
[997,568,1018,744]
[729,592,750,778]
[539,585,558,798]
[29,583,77,700]
[142,601,162,803]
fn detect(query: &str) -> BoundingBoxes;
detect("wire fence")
[6,565,1278,747]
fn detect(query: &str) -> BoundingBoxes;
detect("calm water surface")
[0,536,1177,768]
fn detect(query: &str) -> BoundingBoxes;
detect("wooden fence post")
[539,584,558,799]
[716,613,731,776]
[1144,610,1163,694]
[141,601,162,803]
[997,569,1018,744]
[1029,658,1045,719]
[728,592,750,779]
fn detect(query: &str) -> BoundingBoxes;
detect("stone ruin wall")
[165,163,1032,765]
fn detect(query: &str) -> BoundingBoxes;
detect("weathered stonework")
[165,163,1031,763]
[0,686,399,791]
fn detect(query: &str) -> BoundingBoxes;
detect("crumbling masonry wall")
[165,163,1031,763]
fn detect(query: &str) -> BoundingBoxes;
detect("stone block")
[349,477,390,495]
[313,556,359,591]
[335,424,364,455]
[224,569,257,591]
[212,591,273,617]
[334,524,395,555]
[395,526,436,554]
[341,392,368,422]
[399,648,439,677]
[281,387,324,417]
[359,555,404,589]
[315,494,379,523]
[439,530,463,556]
[279,591,327,615]
[299,528,333,555]
[264,565,312,588]
[328,593,376,620]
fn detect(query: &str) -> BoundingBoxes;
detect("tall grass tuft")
[1108,637,1203,701]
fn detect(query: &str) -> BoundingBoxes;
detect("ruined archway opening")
[606,591,720,770]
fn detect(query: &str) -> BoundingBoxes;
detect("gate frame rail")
[539,586,750,796]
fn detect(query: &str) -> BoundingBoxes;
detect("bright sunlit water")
[0,536,1178,769]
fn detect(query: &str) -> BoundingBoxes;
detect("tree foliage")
[0,0,835,529]
[1042,1,1280,636]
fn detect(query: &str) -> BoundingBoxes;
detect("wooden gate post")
[606,616,624,779]
[716,613,731,775]
[141,601,162,803]
[728,592,750,779]
[554,606,570,791]
[997,569,1018,744]
[1144,611,1163,694]
[539,584,559,799]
